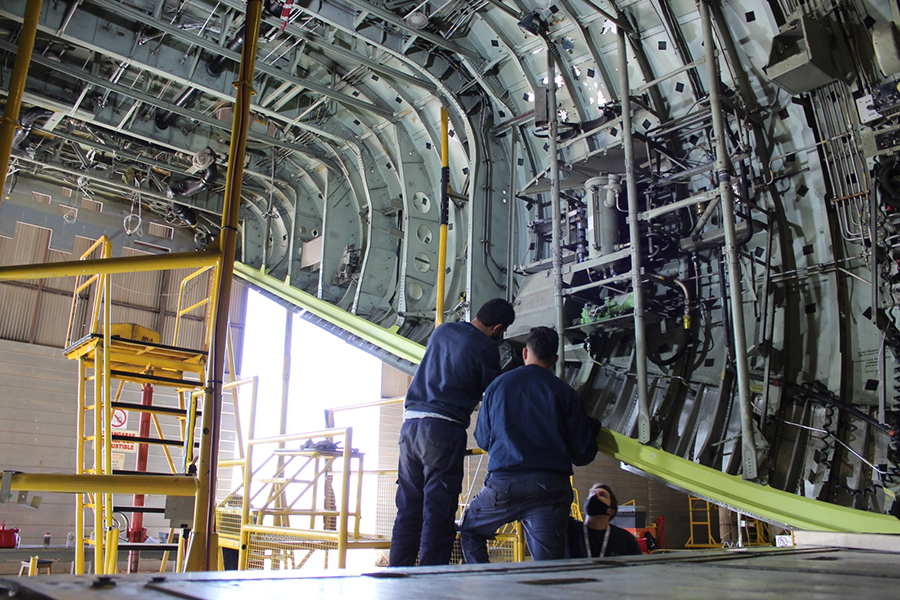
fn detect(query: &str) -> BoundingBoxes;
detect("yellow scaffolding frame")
[65,251,216,574]
[222,427,384,569]
[685,496,720,549]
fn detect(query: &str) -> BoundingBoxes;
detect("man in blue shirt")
[459,326,601,563]
[389,299,516,567]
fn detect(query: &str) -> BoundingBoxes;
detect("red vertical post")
[127,383,153,572]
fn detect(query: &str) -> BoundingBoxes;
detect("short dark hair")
[590,482,618,516]
[476,299,516,328]
[526,326,558,361]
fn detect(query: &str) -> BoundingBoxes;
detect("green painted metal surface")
[234,262,425,366]
[598,428,900,534]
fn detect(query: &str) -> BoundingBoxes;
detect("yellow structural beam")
[0,250,220,282]
[0,0,42,209]
[598,428,900,534]
[7,472,197,496]
[234,262,425,366]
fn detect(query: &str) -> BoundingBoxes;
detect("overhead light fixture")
[406,11,429,30]
[518,12,546,37]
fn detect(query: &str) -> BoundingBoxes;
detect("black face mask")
[585,495,612,517]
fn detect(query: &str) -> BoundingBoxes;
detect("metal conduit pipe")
[166,151,219,227]
[11,107,53,149]
[167,161,218,198]
[155,88,201,130]
[618,26,651,443]
[480,98,506,288]
[699,0,758,479]
[690,193,721,236]
[546,38,565,376]
[206,31,247,78]
[647,108,712,139]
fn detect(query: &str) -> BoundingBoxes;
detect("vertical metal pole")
[102,274,113,571]
[436,108,449,326]
[337,430,353,568]
[274,311,292,527]
[237,377,258,569]
[128,383,153,572]
[93,344,103,573]
[618,27,651,443]
[699,0,757,479]
[506,130,517,302]
[0,0,42,207]
[280,313,292,440]
[75,359,85,574]
[546,39,565,376]
[186,0,263,571]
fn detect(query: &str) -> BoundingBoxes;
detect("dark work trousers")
[389,417,467,566]
[459,471,572,563]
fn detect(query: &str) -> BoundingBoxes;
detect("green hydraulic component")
[598,428,900,534]
[234,262,425,366]
[581,293,634,324]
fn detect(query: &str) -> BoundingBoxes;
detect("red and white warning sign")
[111,430,138,453]
[111,452,126,471]
[111,409,128,429]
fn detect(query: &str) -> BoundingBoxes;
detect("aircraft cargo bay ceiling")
[3,0,900,523]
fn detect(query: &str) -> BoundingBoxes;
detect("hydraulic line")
[618,26,651,443]
[646,274,692,367]
[506,129,517,301]
[547,37,565,377]
[750,373,893,437]
[700,0,757,479]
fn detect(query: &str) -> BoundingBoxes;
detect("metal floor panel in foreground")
[4,543,900,600]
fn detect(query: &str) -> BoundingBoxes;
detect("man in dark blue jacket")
[389,299,516,567]
[459,326,601,563]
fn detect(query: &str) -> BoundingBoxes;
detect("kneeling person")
[459,326,601,562]
[567,483,643,558]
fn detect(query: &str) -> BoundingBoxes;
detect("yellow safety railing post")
[175,534,185,573]
[337,428,353,568]
[104,528,119,574]
[102,273,113,557]
[27,556,38,577]
[436,107,449,326]
[354,454,364,539]
[75,358,86,575]
[173,265,215,347]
